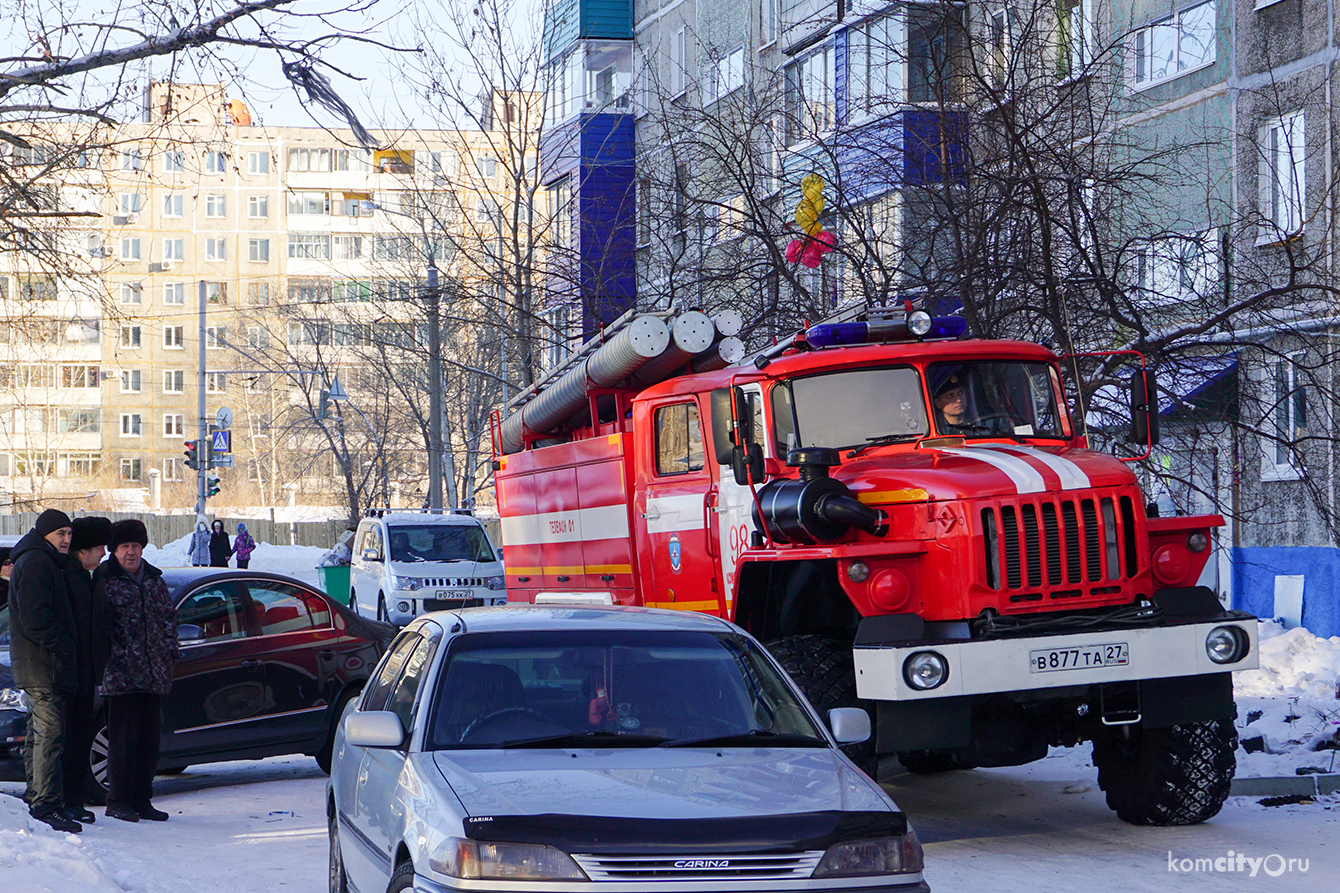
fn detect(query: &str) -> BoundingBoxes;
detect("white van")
[349,511,506,624]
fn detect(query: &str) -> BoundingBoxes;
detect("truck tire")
[766,635,877,776]
[1092,717,1236,825]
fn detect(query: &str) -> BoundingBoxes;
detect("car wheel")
[377,594,389,623]
[387,860,415,893]
[86,719,110,805]
[328,807,349,893]
[766,635,877,777]
[316,686,362,775]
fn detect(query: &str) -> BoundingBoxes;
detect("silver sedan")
[327,605,929,893]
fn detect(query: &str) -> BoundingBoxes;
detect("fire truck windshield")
[771,361,1069,450]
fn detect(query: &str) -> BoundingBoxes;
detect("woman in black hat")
[62,517,113,824]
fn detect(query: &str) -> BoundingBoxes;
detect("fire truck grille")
[570,852,824,881]
[981,494,1140,604]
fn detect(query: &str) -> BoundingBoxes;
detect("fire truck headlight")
[1186,531,1209,552]
[1205,626,1247,664]
[846,561,871,583]
[903,652,949,691]
[906,311,932,337]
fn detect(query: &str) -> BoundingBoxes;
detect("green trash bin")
[318,565,352,606]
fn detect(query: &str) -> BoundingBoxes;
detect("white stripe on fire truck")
[938,447,1046,494]
[644,493,706,535]
[499,503,630,546]
[974,443,1091,490]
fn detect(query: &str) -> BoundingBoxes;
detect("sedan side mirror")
[828,707,871,744]
[177,623,205,643]
[345,710,405,748]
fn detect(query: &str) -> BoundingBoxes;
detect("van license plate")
[1029,643,1129,673]
[436,589,470,599]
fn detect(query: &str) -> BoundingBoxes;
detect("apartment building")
[0,82,526,508]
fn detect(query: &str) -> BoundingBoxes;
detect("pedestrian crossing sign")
[211,429,231,453]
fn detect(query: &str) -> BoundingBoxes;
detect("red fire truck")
[490,308,1258,826]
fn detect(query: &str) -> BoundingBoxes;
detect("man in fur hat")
[62,517,113,824]
[9,508,81,832]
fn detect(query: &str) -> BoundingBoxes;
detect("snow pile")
[0,796,123,892]
[142,535,328,588]
[1235,621,1340,699]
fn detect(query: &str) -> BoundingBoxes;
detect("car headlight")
[903,651,949,690]
[429,838,586,880]
[0,688,29,713]
[813,833,924,877]
[484,575,506,591]
[1205,625,1248,664]
[390,575,422,591]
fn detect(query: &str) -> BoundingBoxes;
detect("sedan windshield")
[426,629,825,749]
[388,525,494,563]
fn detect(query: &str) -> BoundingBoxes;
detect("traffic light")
[317,389,331,420]
[184,440,200,470]
[206,471,221,498]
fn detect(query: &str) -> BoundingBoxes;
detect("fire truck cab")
[493,309,1258,827]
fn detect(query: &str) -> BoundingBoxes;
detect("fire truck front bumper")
[852,615,1258,701]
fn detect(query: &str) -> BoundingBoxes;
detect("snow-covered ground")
[0,542,1337,891]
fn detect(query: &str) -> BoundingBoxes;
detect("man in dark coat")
[9,508,80,833]
[62,517,113,824]
[96,519,179,823]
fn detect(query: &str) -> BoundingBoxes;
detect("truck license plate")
[1029,643,1129,673]
[436,589,471,599]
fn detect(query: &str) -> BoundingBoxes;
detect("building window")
[333,234,364,260]
[374,235,413,260]
[247,282,271,306]
[637,177,651,247]
[120,458,142,481]
[162,193,184,217]
[118,193,143,215]
[120,325,141,348]
[206,238,227,260]
[705,44,745,105]
[1057,0,1095,80]
[288,233,332,259]
[165,414,185,437]
[287,147,331,172]
[204,151,226,173]
[248,195,269,218]
[544,304,572,369]
[120,149,143,171]
[163,369,185,393]
[670,27,688,95]
[16,365,55,388]
[205,194,227,218]
[288,279,332,303]
[547,177,571,250]
[784,42,834,144]
[58,408,100,433]
[760,0,778,46]
[248,326,270,349]
[164,150,185,172]
[206,326,227,349]
[163,238,184,261]
[1130,1,1215,88]
[1133,230,1221,306]
[476,155,496,178]
[58,365,100,389]
[287,191,331,215]
[120,238,141,260]
[205,281,226,304]
[120,369,142,393]
[120,282,143,305]
[336,148,371,171]
[163,457,182,481]
[849,12,903,120]
[1268,353,1307,472]
[164,282,185,305]
[1261,111,1306,238]
[248,238,271,262]
[18,276,56,301]
[120,413,142,436]
[164,325,184,349]
[334,280,372,302]
[248,151,270,174]
[206,372,226,393]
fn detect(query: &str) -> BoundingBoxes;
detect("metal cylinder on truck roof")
[690,336,745,372]
[712,309,743,338]
[499,315,670,453]
[630,311,716,387]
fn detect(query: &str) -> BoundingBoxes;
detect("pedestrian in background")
[189,521,210,567]
[97,519,178,823]
[62,516,113,825]
[208,520,230,568]
[0,556,12,609]
[9,508,80,833]
[231,523,256,569]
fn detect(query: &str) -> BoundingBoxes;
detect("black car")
[0,568,395,797]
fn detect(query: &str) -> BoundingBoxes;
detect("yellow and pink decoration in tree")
[785,174,837,269]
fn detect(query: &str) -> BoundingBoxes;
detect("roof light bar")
[805,315,968,348]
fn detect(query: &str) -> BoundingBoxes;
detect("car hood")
[387,560,500,578]
[432,747,893,819]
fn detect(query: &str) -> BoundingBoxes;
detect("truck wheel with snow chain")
[766,635,877,776]
[1092,716,1237,825]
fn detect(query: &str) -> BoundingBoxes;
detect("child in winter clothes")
[189,522,211,567]
[231,523,256,569]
